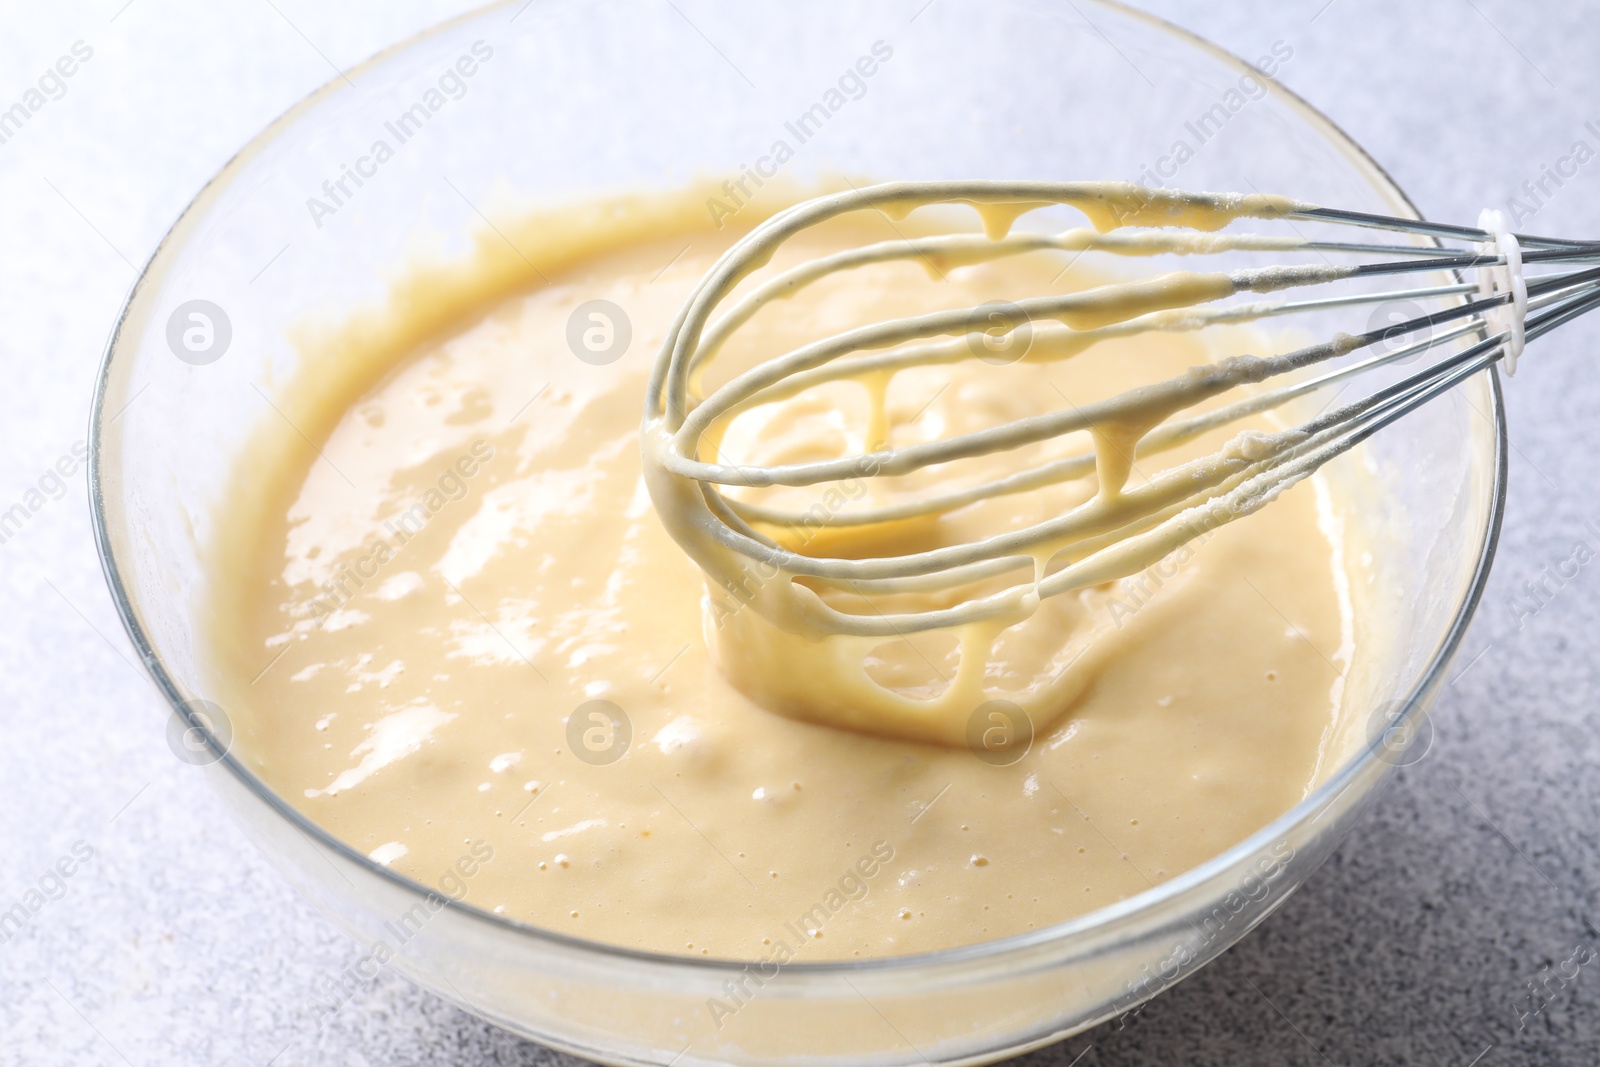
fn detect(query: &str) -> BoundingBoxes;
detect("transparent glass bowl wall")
[91,2,1503,1064]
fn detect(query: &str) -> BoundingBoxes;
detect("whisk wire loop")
[642,181,1600,639]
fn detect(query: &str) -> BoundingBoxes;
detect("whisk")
[640,180,1599,736]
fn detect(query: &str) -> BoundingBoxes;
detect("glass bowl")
[88,1,1504,1064]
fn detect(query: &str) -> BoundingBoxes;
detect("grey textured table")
[3,2,1598,1064]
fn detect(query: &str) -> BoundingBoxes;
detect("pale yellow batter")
[203,187,1353,961]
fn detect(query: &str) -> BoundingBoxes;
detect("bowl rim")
[87,0,1507,979]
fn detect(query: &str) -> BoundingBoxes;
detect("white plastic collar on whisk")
[1475,208,1527,375]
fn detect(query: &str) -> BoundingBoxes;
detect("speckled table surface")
[3,2,1599,1064]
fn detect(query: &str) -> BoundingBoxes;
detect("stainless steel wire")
[642,181,1600,638]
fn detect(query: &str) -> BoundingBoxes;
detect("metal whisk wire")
[643,181,1600,639]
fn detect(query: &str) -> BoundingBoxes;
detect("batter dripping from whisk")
[646,180,1536,748]
[205,184,1360,959]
